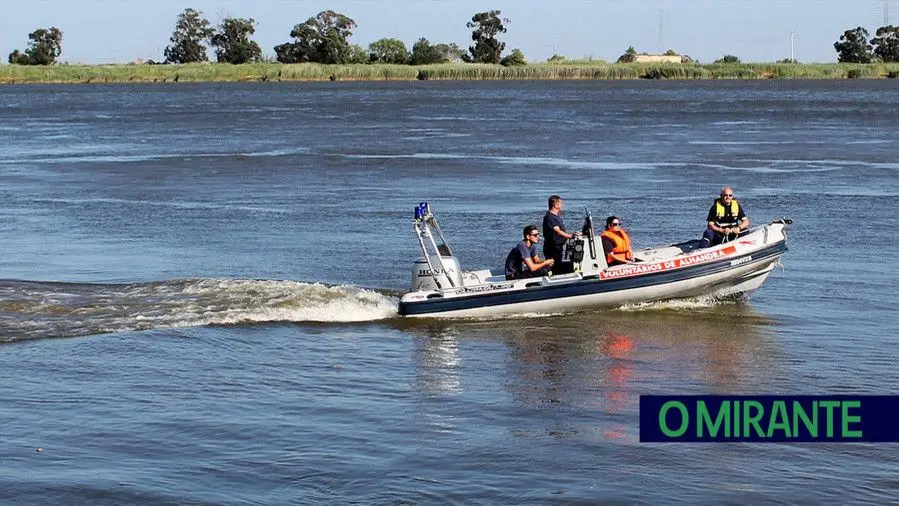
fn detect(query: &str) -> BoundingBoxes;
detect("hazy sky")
[1,0,893,64]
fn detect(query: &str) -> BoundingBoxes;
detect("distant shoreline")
[2,62,898,83]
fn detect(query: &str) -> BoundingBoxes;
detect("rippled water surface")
[1,81,898,504]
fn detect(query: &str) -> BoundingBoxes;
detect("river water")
[1,80,897,504]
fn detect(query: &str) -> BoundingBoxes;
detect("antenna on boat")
[584,207,597,259]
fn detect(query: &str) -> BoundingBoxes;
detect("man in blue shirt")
[505,225,555,280]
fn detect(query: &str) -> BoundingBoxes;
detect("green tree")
[210,17,261,64]
[616,46,637,63]
[274,10,357,64]
[164,8,214,63]
[7,27,63,65]
[8,50,27,65]
[547,54,566,63]
[465,10,508,63]
[714,54,741,63]
[410,38,443,64]
[409,39,463,65]
[500,48,526,66]
[872,25,899,62]
[345,44,368,64]
[435,42,464,62]
[834,27,873,63]
[368,38,409,64]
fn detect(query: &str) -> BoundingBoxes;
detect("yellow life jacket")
[714,199,741,226]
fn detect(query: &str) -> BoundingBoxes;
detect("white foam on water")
[339,153,653,170]
[489,157,650,171]
[419,296,734,322]
[401,133,472,141]
[240,147,311,157]
[341,153,471,160]
[724,166,842,174]
[687,140,832,145]
[847,139,891,145]
[616,295,732,312]
[37,197,294,215]
[0,147,311,165]
[172,279,399,324]
[458,310,570,322]
[0,278,399,341]
[754,160,898,170]
[407,115,494,121]
[711,120,765,126]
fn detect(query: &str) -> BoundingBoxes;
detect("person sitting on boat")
[543,195,578,274]
[505,225,555,280]
[698,186,750,248]
[600,216,635,266]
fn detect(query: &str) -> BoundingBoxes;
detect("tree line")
[834,26,899,63]
[615,25,899,66]
[9,11,899,67]
[7,8,526,67]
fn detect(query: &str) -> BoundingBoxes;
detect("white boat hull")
[399,220,790,318]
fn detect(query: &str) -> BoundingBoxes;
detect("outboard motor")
[411,255,462,291]
[409,202,464,292]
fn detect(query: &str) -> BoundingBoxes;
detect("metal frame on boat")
[398,202,791,318]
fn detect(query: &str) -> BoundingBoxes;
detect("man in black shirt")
[542,195,578,274]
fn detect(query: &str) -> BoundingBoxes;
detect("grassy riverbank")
[2,61,898,83]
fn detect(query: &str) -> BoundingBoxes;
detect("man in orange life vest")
[698,186,750,248]
[600,216,635,266]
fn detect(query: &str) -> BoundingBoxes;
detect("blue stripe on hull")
[398,242,787,316]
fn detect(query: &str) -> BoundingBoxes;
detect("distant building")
[633,54,681,63]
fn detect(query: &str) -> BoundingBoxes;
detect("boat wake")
[0,278,399,343]
[0,278,754,343]
[616,294,742,312]
[397,295,742,324]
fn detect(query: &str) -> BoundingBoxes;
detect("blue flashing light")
[415,202,429,220]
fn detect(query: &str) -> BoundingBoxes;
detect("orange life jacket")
[601,229,632,265]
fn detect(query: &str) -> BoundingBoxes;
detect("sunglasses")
[529,232,539,236]
[611,222,621,226]
[723,194,734,197]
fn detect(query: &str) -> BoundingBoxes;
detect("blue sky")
[1,0,892,64]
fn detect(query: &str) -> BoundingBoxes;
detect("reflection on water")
[397,304,782,442]
[410,325,462,395]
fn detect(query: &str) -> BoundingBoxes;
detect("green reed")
[3,62,899,83]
